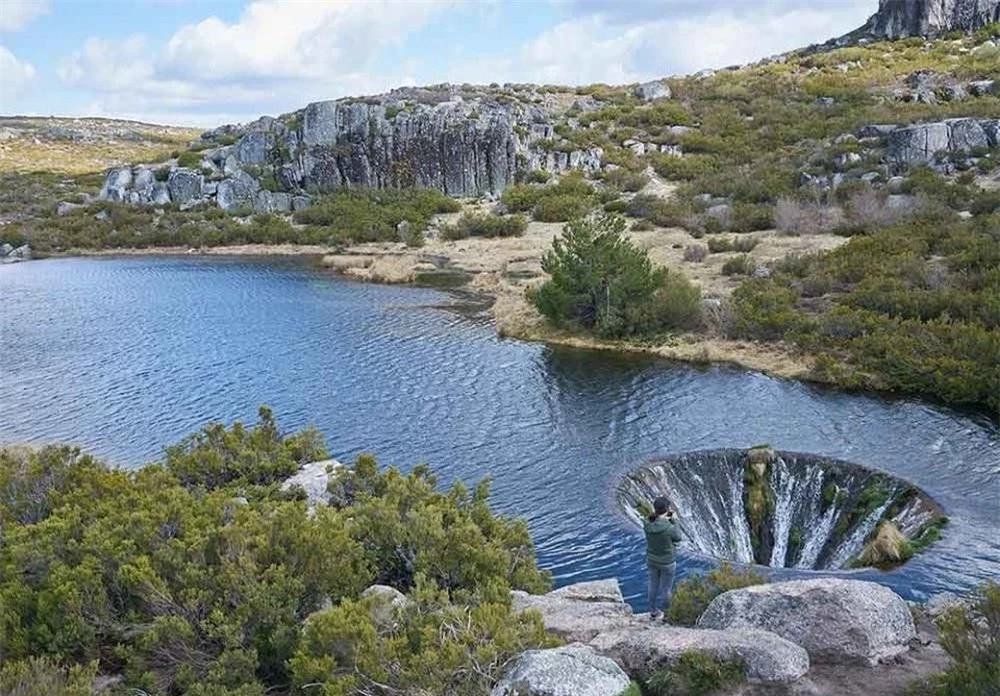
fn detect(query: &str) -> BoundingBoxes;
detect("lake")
[2,256,998,605]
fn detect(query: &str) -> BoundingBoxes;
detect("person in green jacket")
[644,496,682,621]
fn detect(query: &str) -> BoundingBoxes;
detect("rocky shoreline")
[492,577,957,696]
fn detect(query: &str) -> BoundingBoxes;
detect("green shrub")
[290,580,555,695]
[176,150,203,168]
[707,236,733,253]
[501,184,541,212]
[525,169,552,184]
[440,212,528,240]
[0,657,98,696]
[667,564,766,626]
[907,583,1000,696]
[721,254,755,276]
[154,166,171,182]
[730,279,807,340]
[293,188,459,244]
[534,193,592,222]
[0,413,551,694]
[645,650,745,696]
[533,215,700,338]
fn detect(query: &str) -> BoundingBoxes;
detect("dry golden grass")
[857,521,909,567]
[0,117,201,175]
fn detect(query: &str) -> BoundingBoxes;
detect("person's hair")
[649,496,670,522]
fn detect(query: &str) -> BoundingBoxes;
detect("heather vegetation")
[0,410,552,695]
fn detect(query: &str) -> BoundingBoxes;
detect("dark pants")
[647,562,676,616]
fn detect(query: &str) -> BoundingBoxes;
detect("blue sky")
[1,0,877,127]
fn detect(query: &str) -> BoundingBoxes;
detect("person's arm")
[668,513,682,541]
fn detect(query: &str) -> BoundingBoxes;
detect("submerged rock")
[698,578,917,665]
[491,644,631,696]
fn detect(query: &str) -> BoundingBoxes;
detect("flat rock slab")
[698,578,916,666]
[491,643,631,696]
[548,579,626,604]
[512,591,636,643]
[589,625,809,683]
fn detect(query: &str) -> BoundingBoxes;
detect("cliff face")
[864,0,1000,38]
[99,84,615,210]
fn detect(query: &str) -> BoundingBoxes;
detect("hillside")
[1,22,998,414]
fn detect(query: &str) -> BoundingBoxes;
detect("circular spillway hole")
[617,448,946,570]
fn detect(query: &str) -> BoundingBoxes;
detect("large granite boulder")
[167,170,205,208]
[491,644,631,696]
[698,578,916,665]
[862,0,1000,38]
[589,626,809,683]
[100,165,133,202]
[887,122,951,165]
[280,459,342,509]
[635,80,671,102]
[216,169,261,211]
[360,584,409,627]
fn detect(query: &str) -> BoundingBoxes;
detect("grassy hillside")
[1,28,997,414]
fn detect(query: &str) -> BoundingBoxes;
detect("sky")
[0,0,878,127]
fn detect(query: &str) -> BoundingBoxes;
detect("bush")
[0,657,98,696]
[500,184,540,213]
[775,197,843,235]
[683,244,708,262]
[534,193,593,222]
[290,580,555,695]
[907,583,1000,696]
[533,215,700,338]
[0,413,551,695]
[707,236,733,253]
[645,650,745,696]
[667,564,766,626]
[730,279,807,340]
[175,150,203,168]
[293,188,459,244]
[440,212,528,240]
[721,254,755,276]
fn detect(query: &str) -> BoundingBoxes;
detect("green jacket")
[644,517,682,567]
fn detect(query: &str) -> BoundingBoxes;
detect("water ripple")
[1,257,998,605]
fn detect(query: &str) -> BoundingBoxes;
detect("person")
[644,496,682,621]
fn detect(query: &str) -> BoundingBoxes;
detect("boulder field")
[498,577,952,696]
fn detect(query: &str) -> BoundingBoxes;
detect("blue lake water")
[2,256,998,605]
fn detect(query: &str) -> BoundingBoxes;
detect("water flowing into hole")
[617,448,946,570]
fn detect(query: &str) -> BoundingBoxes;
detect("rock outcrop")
[885,118,1000,166]
[490,644,632,696]
[97,85,614,209]
[511,589,636,642]
[0,244,32,263]
[510,579,811,685]
[862,0,1000,39]
[590,625,809,683]
[698,578,917,666]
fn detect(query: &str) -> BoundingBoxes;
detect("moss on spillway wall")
[618,448,946,570]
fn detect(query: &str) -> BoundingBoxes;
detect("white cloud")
[0,45,37,104]
[0,0,49,31]
[445,1,873,86]
[56,0,453,124]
